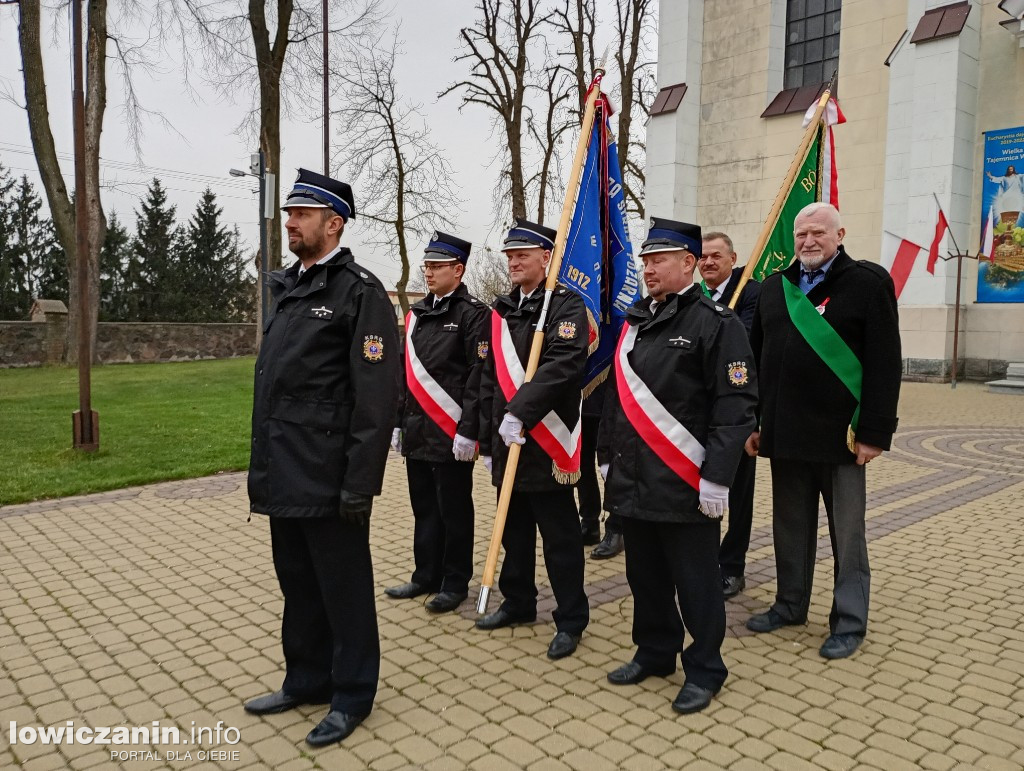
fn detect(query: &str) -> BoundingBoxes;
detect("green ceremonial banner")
[749,124,824,281]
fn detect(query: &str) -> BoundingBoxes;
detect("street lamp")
[229,151,274,326]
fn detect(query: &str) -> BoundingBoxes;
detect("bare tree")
[334,33,462,316]
[464,246,510,305]
[548,0,596,115]
[441,0,547,220]
[613,0,656,218]
[526,55,574,225]
[157,0,382,274]
[15,0,108,362]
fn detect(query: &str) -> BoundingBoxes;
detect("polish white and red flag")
[881,232,924,300]
[803,96,846,209]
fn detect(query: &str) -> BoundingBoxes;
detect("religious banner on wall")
[978,126,1024,303]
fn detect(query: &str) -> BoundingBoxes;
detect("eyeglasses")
[419,263,455,274]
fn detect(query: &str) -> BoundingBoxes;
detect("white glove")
[391,428,403,454]
[482,455,493,473]
[698,478,729,519]
[498,413,526,447]
[599,463,609,481]
[453,433,476,462]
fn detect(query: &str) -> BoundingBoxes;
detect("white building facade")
[646,0,1024,380]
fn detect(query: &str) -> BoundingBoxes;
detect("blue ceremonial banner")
[559,96,640,395]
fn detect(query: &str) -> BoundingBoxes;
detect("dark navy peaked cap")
[501,217,556,252]
[640,216,701,256]
[282,168,356,222]
[423,231,473,264]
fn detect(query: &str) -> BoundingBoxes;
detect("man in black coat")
[244,169,400,748]
[477,217,590,661]
[745,202,901,661]
[598,217,757,715]
[699,232,761,599]
[385,232,489,614]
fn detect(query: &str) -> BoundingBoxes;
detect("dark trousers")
[270,516,378,716]
[622,517,727,692]
[577,415,602,525]
[769,459,870,636]
[719,451,757,577]
[498,488,589,635]
[406,458,475,594]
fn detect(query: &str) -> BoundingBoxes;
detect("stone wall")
[0,322,49,368]
[0,320,256,368]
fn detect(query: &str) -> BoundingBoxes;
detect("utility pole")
[323,0,330,174]
[71,0,98,451]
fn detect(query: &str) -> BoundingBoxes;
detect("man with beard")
[477,217,590,660]
[244,169,400,747]
[745,202,901,660]
[698,232,760,599]
[385,231,488,614]
[598,217,757,714]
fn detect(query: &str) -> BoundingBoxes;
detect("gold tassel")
[552,462,582,485]
[846,425,857,454]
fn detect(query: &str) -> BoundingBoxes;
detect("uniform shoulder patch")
[477,340,489,359]
[363,335,385,362]
[557,321,578,340]
[727,361,749,387]
[344,260,382,287]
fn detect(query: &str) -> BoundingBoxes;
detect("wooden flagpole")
[476,66,606,615]
[728,88,832,310]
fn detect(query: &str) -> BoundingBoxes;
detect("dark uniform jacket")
[598,288,758,524]
[479,284,589,492]
[714,267,760,334]
[751,246,901,465]
[248,248,401,518]
[397,283,489,462]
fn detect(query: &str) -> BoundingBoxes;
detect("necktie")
[802,268,824,283]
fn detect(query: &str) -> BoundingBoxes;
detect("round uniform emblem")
[477,341,490,360]
[727,361,749,387]
[557,321,577,340]
[363,335,384,362]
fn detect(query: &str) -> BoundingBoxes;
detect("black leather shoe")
[243,689,329,715]
[607,660,675,685]
[546,631,581,660]
[305,711,365,747]
[384,581,433,599]
[745,609,804,633]
[475,607,536,630]
[722,575,745,599]
[425,591,467,614]
[819,633,863,660]
[671,683,714,714]
[590,532,624,560]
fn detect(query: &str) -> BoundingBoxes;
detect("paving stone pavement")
[2,382,1024,770]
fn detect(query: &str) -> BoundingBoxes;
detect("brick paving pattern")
[1,382,1023,770]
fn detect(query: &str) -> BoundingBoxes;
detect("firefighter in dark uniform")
[698,231,761,599]
[244,169,400,748]
[477,217,590,661]
[385,232,489,614]
[598,217,757,715]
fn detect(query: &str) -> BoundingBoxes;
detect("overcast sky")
[0,1,641,289]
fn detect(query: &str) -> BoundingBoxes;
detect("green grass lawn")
[0,358,255,505]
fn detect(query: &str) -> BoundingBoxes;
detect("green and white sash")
[781,275,861,453]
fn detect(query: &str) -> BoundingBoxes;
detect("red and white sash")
[405,311,461,438]
[615,323,704,491]
[491,310,582,481]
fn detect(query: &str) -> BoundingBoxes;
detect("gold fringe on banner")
[581,367,610,399]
